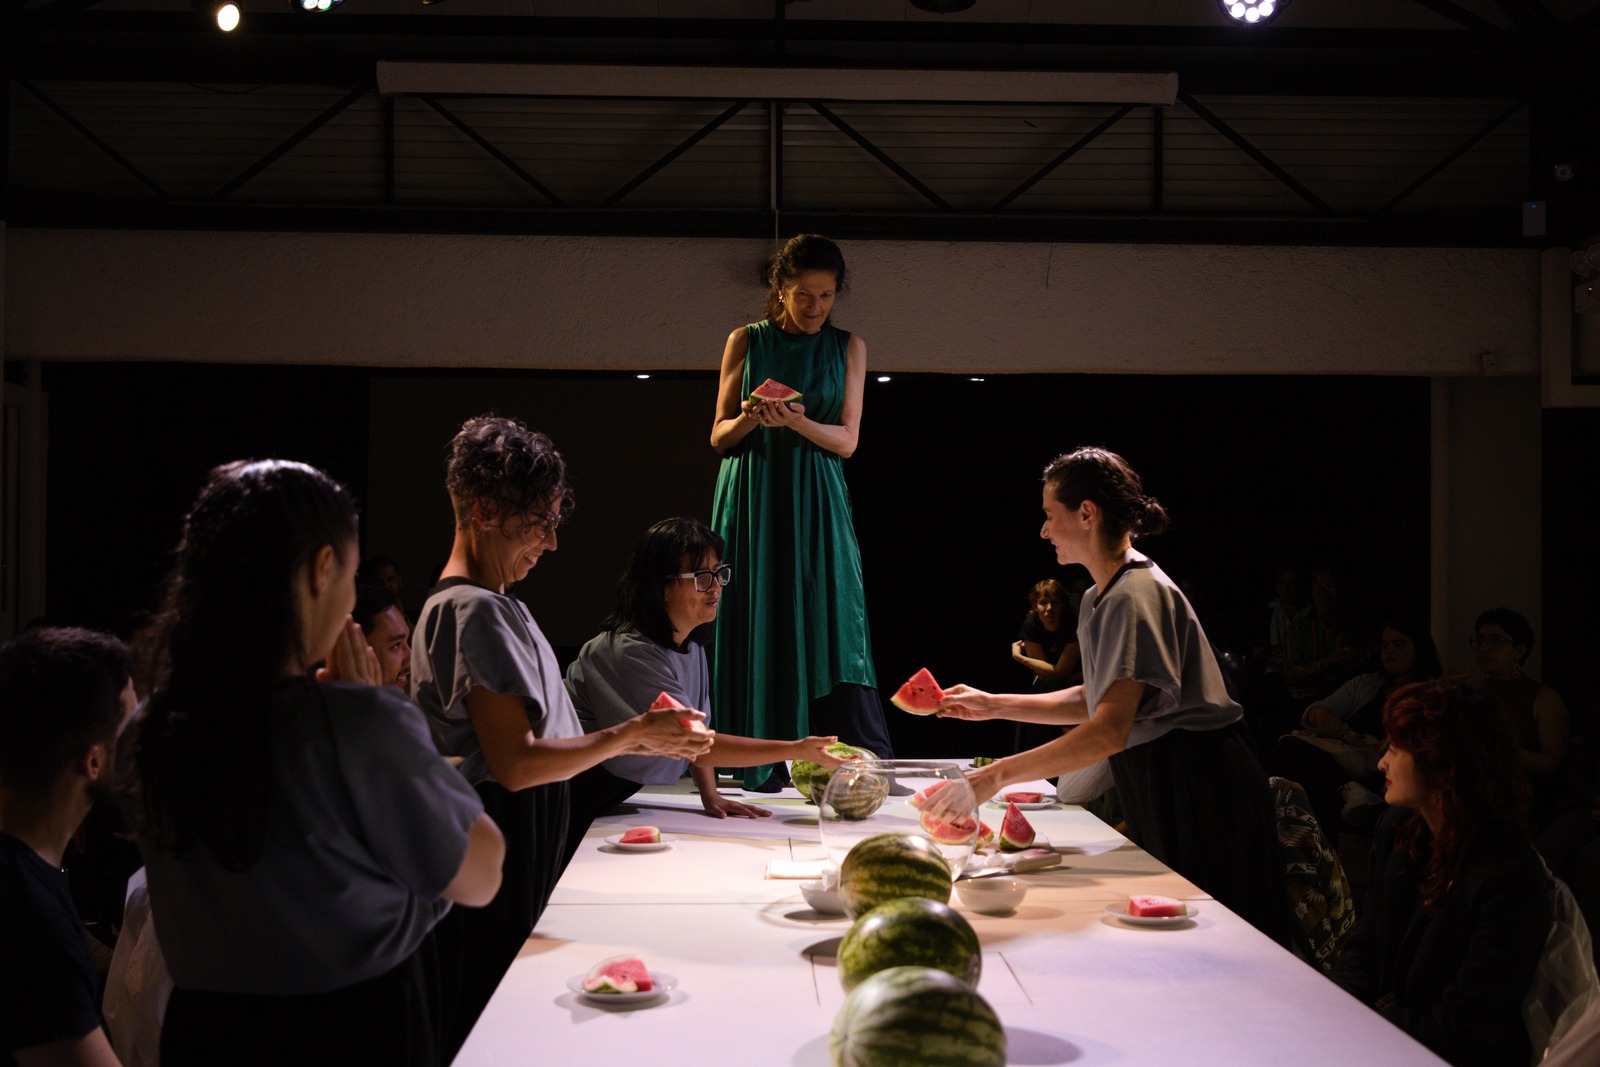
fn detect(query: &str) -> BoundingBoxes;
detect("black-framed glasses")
[671,565,732,592]
[514,510,564,540]
[1467,634,1513,650]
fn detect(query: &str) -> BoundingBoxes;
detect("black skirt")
[1110,721,1296,949]
[161,939,438,1067]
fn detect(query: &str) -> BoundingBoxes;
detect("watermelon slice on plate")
[997,802,1036,852]
[582,955,654,994]
[1128,895,1186,918]
[619,826,661,845]
[647,691,708,733]
[749,377,802,405]
[890,668,944,716]
[1003,792,1043,805]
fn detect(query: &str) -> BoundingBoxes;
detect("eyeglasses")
[1467,634,1513,650]
[518,511,564,540]
[671,565,732,592]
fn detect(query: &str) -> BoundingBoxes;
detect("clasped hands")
[743,398,807,430]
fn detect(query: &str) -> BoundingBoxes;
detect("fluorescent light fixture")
[376,63,1178,107]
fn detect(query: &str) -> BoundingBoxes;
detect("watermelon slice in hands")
[890,668,944,716]
[619,826,661,845]
[648,691,708,734]
[998,802,1036,852]
[582,955,654,994]
[749,377,802,406]
[1128,895,1186,918]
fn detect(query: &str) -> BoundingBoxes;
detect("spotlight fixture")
[1220,0,1288,25]
[195,0,240,31]
[290,0,344,11]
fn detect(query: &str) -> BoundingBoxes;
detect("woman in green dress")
[709,234,893,789]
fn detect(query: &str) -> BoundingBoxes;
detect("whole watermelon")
[830,965,1006,1067]
[792,743,876,803]
[838,833,953,918]
[837,897,982,991]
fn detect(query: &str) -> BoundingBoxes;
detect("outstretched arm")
[937,683,1089,726]
[964,680,1143,804]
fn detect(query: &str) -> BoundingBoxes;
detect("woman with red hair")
[1331,678,1553,1067]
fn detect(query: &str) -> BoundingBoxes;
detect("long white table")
[455,776,1447,1067]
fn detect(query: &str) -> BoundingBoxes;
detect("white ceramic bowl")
[955,876,1028,915]
[799,880,846,916]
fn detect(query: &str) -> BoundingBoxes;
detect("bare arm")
[14,1029,123,1067]
[965,680,1144,804]
[438,812,505,907]
[699,733,843,768]
[1521,685,1571,778]
[762,333,865,458]
[937,683,1089,726]
[466,687,712,791]
[1012,639,1056,679]
[710,327,760,455]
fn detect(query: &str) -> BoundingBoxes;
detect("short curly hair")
[445,414,573,528]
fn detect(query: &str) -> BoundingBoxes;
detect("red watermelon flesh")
[908,780,954,811]
[919,810,979,845]
[977,821,996,847]
[619,826,661,845]
[749,377,802,404]
[890,668,944,716]
[582,955,654,993]
[1003,792,1043,805]
[647,691,708,733]
[1128,895,1186,918]
[997,803,1036,851]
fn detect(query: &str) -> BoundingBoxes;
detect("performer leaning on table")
[411,416,712,1059]
[937,446,1296,949]
[561,516,847,865]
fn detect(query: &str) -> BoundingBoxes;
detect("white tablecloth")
[455,776,1446,1067]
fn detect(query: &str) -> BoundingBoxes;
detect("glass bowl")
[818,759,978,876]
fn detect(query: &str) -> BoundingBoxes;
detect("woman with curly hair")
[1331,678,1554,1067]
[130,460,504,1066]
[412,415,711,1057]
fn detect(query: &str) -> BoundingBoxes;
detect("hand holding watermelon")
[933,683,998,721]
[628,706,715,759]
[744,377,806,427]
[791,734,852,768]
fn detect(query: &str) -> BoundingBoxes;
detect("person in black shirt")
[1,626,136,1067]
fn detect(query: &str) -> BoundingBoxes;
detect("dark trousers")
[161,941,438,1067]
[431,778,570,1064]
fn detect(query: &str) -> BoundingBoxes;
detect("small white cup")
[956,877,1028,915]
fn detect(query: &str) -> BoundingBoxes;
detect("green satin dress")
[711,320,877,788]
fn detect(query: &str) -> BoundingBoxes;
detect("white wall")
[4,231,1540,377]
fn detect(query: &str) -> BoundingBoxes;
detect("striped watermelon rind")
[838,833,954,919]
[837,897,982,992]
[793,743,877,803]
[830,966,1006,1067]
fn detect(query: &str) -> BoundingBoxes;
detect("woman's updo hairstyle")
[446,414,573,530]
[763,234,848,323]
[1043,447,1169,546]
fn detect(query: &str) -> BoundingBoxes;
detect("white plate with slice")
[604,833,678,852]
[986,798,1056,811]
[1105,902,1198,926]
[566,972,679,1004]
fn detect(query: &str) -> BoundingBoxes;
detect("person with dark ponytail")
[1331,679,1553,1067]
[129,460,504,1067]
[937,446,1294,947]
[708,234,893,789]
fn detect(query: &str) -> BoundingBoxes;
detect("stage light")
[291,0,344,11]
[1221,0,1287,25]
[876,375,891,383]
[635,373,650,380]
[194,0,240,31]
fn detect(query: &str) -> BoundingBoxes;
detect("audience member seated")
[561,517,847,865]
[1010,578,1082,755]
[2,626,136,1067]
[353,584,412,692]
[358,554,404,599]
[1276,616,1442,839]
[1282,565,1370,723]
[1330,679,1553,1067]
[1473,607,1571,828]
[127,459,504,1067]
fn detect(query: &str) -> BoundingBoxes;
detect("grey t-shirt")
[137,681,483,994]
[1078,557,1241,748]
[412,579,583,787]
[565,627,712,786]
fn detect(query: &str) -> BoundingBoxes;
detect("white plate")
[566,971,679,1003]
[604,833,678,852]
[1105,902,1198,926]
[986,798,1056,811]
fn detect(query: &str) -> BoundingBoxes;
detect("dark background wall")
[41,361,1433,756]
